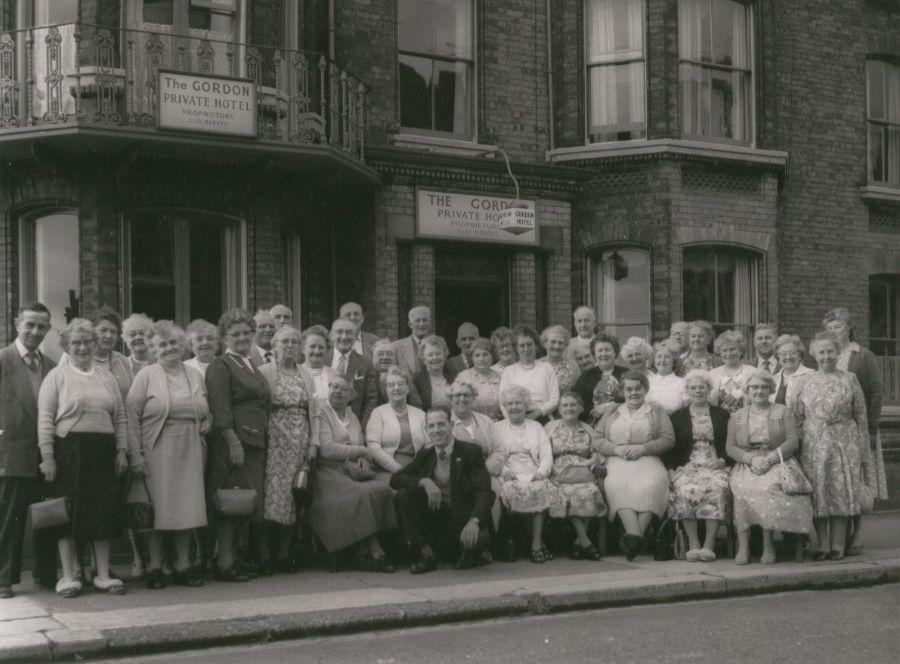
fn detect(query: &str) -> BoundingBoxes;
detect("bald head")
[270,304,293,328]
[456,322,479,356]
[407,306,433,339]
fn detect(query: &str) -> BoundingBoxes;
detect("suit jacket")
[205,353,271,449]
[392,336,422,379]
[667,405,731,470]
[358,331,380,363]
[326,350,378,425]
[390,439,494,526]
[410,366,456,411]
[445,354,469,382]
[0,345,54,477]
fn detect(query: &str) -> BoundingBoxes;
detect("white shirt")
[352,337,364,357]
[756,356,779,374]
[499,360,560,417]
[646,372,687,414]
[15,338,37,360]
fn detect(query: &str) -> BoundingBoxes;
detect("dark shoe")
[498,538,517,563]
[258,560,275,577]
[456,550,490,570]
[810,550,830,562]
[171,568,204,587]
[145,568,166,590]
[214,566,249,582]
[573,543,602,561]
[275,558,298,574]
[234,560,259,579]
[354,555,396,573]
[409,556,437,575]
[529,546,553,564]
[0,585,13,599]
[620,534,643,561]
[829,549,845,561]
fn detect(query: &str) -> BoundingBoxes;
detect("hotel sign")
[416,189,538,246]
[158,71,257,137]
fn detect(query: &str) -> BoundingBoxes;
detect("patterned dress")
[458,368,502,420]
[496,420,556,513]
[590,372,622,425]
[668,410,730,521]
[678,353,721,376]
[547,359,579,395]
[263,369,312,525]
[547,421,606,518]
[729,409,813,533]
[794,371,869,517]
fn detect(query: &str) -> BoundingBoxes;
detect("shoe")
[734,551,749,565]
[529,546,553,564]
[93,576,126,595]
[810,550,829,562]
[55,578,82,598]
[0,585,13,599]
[258,560,275,576]
[829,549,845,561]
[845,543,862,557]
[620,534,643,562]
[275,558,298,574]
[698,548,717,562]
[572,543,602,561]
[760,549,776,565]
[409,556,437,575]
[214,566,250,582]
[685,549,701,562]
[131,558,145,579]
[145,568,167,590]
[355,555,396,573]
[171,568,204,587]
[499,538,517,563]
[234,560,259,579]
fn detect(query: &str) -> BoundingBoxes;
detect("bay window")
[867,59,900,186]
[683,246,758,339]
[590,247,650,340]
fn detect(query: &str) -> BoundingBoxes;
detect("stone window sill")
[860,185,900,204]
[545,139,788,168]
[389,132,497,157]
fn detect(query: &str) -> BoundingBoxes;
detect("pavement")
[2,511,900,663]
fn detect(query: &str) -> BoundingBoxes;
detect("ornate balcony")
[0,23,369,170]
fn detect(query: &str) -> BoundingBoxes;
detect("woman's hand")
[199,418,212,436]
[749,455,769,475]
[130,455,148,476]
[307,446,319,462]
[356,458,373,474]
[115,449,129,476]
[353,446,373,461]
[39,458,56,483]
[229,445,245,466]
[614,445,630,459]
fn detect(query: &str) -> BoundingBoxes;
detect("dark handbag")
[553,465,596,484]
[29,483,70,531]
[651,517,677,561]
[776,449,813,496]
[213,466,258,517]
[125,475,155,531]
[343,458,375,482]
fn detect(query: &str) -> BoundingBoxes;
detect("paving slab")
[0,632,49,663]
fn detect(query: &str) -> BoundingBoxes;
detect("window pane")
[886,62,900,123]
[189,219,224,323]
[434,0,472,59]
[711,0,747,67]
[399,0,433,53]
[868,60,884,121]
[130,216,176,321]
[680,64,749,141]
[683,249,717,322]
[433,59,470,135]
[870,124,885,183]
[683,247,756,329]
[678,0,711,62]
[143,0,174,25]
[589,61,646,141]
[32,214,79,359]
[399,54,433,130]
[593,249,650,340]
[870,280,889,339]
[33,0,77,25]
[587,0,644,63]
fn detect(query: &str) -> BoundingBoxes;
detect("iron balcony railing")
[0,23,367,159]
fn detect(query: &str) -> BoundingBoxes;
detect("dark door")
[434,245,509,354]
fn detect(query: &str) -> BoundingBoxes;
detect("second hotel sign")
[416,189,538,246]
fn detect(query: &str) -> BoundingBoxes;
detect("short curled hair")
[417,334,449,360]
[744,369,776,393]
[384,365,410,387]
[217,308,255,340]
[187,318,218,339]
[426,404,453,423]
[809,331,841,355]
[469,337,495,359]
[148,320,187,350]
[122,313,154,337]
[590,331,620,357]
[620,336,653,363]
[448,377,479,399]
[713,329,747,356]
[512,325,541,353]
[490,326,514,345]
[88,306,122,334]
[300,324,331,352]
[621,368,650,392]
[272,325,303,357]
[558,390,585,411]
[651,340,680,371]
[327,372,357,399]
[683,369,715,391]
[59,318,96,351]
[540,324,571,346]
[774,334,805,356]
[688,320,715,341]
[822,307,854,337]
[500,384,531,408]
[371,338,395,358]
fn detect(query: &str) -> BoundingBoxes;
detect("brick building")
[1,1,899,497]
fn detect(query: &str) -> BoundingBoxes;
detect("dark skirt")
[53,432,124,541]
[205,434,266,524]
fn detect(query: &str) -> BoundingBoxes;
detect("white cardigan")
[365,402,428,473]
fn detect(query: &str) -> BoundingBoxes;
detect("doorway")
[435,245,509,354]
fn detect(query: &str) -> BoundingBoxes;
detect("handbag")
[343,458,375,482]
[776,448,813,496]
[125,475,155,531]
[553,465,596,484]
[212,466,258,517]
[29,484,70,531]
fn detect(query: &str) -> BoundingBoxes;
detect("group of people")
[0,300,885,599]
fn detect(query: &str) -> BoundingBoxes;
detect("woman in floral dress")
[678,321,723,375]
[259,326,317,573]
[572,332,625,424]
[457,338,502,420]
[547,393,606,560]
[794,332,873,560]
[668,370,731,562]
[708,329,756,413]
[541,325,580,394]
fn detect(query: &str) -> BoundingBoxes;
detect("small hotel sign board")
[158,71,257,137]
[416,189,538,246]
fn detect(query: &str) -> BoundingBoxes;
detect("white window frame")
[682,245,760,339]
[867,59,900,187]
[586,245,651,340]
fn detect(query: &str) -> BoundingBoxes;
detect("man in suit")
[269,304,293,329]
[753,323,780,374]
[339,302,380,363]
[0,302,54,598]
[446,322,479,381]
[390,405,494,573]
[249,310,276,366]
[328,318,378,425]
[392,305,434,378]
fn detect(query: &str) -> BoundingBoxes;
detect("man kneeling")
[390,405,494,573]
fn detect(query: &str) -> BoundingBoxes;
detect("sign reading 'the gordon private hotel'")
[158,71,257,137]
[416,189,538,246]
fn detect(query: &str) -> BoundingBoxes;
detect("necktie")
[775,376,788,404]
[25,352,39,372]
[439,449,447,460]
[264,350,273,364]
[338,354,348,375]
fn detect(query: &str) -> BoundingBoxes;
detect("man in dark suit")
[390,405,494,573]
[339,302,380,363]
[0,302,54,598]
[328,318,378,425]
[445,322,479,381]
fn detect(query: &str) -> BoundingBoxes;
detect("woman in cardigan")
[794,333,873,561]
[822,307,885,556]
[499,326,559,422]
[595,370,674,561]
[257,326,317,574]
[88,306,134,401]
[667,370,731,562]
[127,321,209,589]
[494,385,556,563]
[727,370,813,565]
[410,335,455,411]
[572,332,625,423]
[38,319,129,597]
[300,326,335,400]
[308,375,397,572]
[122,313,155,376]
[708,329,756,413]
[204,308,271,582]
[771,334,814,408]
[366,366,427,474]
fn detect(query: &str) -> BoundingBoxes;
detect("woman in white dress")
[647,340,687,415]
[499,326,559,422]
